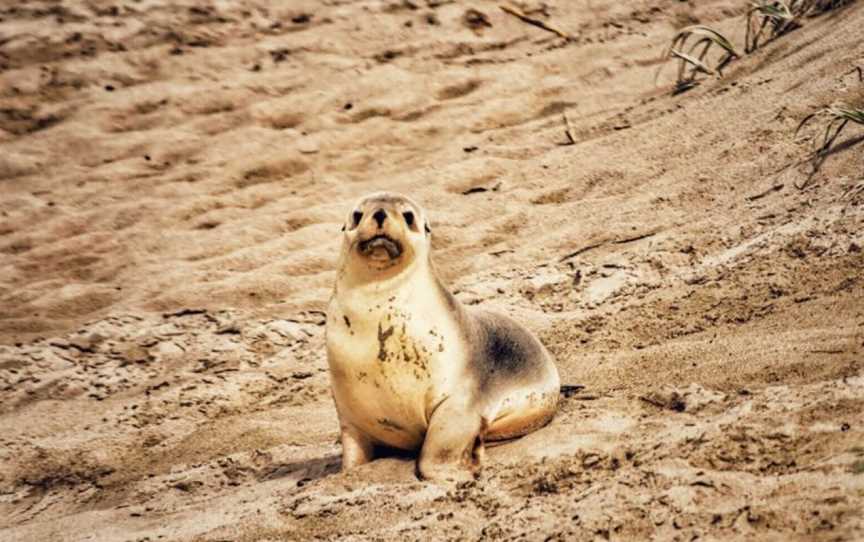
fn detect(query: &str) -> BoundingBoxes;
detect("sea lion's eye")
[352,211,363,227]
[402,211,414,227]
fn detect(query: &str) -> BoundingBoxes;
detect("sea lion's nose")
[372,209,387,228]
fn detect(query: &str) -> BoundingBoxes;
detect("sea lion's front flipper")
[340,422,375,471]
[418,397,484,482]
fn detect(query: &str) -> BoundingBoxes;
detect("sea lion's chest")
[326,288,465,449]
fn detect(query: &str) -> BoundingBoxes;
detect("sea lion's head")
[339,192,431,280]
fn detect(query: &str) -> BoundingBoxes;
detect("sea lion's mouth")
[358,234,402,259]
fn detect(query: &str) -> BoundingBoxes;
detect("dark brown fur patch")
[469,311,547,392]
[377,418,405,432]
[377,322,394,361]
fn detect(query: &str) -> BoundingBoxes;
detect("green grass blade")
[831,106,864,124]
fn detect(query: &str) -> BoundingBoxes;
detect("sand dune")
[1,0,863,540]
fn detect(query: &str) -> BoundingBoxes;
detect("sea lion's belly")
[327,306,457,450]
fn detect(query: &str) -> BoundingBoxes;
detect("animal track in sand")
[237,157,309,188]
[436,78,483,100]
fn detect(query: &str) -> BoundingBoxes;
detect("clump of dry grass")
[743,0,852,52]
[794,103,864,183]
[795,104,864,155]
[658,0,856,94]
[657,25,739,94]
[745,1,800,53]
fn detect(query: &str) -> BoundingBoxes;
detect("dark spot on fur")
[377,322,395,361]
[486,331,517,365]
[343,315,351,328]
[377,418,405,432]
[412,344,424,368]
[472,313,547,394]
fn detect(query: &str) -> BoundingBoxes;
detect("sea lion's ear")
[341,224,346,232]
[424,221,431,235]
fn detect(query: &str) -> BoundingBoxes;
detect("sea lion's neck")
[335,258,445,318]
[338,257,424,293]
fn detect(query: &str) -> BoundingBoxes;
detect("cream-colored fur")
[326,192,559,481]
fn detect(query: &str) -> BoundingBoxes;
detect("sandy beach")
[1,0,863,540]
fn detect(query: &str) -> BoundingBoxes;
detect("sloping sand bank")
[1,1,863,540]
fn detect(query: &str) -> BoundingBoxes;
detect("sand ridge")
[1,0,863,540]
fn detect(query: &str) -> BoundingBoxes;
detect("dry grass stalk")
[746,0,856,53]
[796,104,864,155]
[794,104,864,185]
[500,4,573,40]
[745,1,800,53]
[657,25,739,93]
[562,110,577,145]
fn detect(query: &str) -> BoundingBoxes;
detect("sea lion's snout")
[372,208,387,228]
[342,192,427,271]
[358,234,402,259]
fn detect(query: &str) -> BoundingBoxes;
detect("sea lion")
[326,192,560,481]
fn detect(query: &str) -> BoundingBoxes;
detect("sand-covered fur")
[326,193,559,480]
